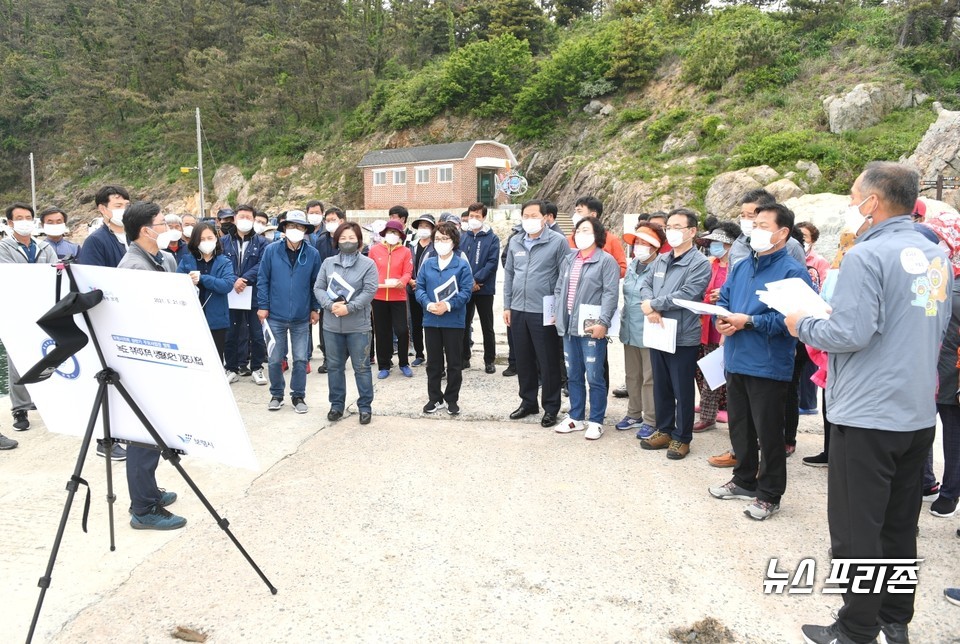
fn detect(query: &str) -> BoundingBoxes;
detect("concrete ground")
[2,296,959,642]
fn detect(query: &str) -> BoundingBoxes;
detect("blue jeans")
[324,330,374,413]
[267,318,310,399]
[563,335,608,424]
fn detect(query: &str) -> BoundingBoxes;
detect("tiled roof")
[357,140,515,167]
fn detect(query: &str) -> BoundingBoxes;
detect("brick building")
[357,140,518,210]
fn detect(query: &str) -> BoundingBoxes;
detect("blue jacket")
[718,247,811,382]
[76,224,127,268]
[257,241,322,322]
[221,232,267,309]
[415,254,475,328]
[177,253,236,330]
[314,231,338,264]
[460,226,500,296]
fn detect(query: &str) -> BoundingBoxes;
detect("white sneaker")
[251,369,267,386]
[555,415,585,434]
[585,422,604,440]
[225,370,239,384]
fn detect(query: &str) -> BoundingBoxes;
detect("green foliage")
[607,14,664,89]
[488,0,552,54]
[682,6,789,90]
[647,108,690,143]
[377,63,448,130]
[439,34,533,117]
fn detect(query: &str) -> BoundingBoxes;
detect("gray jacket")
[729,234,806,269]
[639,247,712,347]
[0,236,58,264]
[797,216,952,431]
[620,258,656,348]
[553,248,620,337]
[503,228,571,314]
[117,242,177,272]
[314,253,379,334]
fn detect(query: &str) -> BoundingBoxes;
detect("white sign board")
[0,264,257,470]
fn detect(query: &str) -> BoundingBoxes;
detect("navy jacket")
[177,253,237,331]
[718,247,811,382]
[415,254,475,328]
[76,224,127,268]
[220,232,267,310]
[257,241,322,322]
[314,231,338,264]
[461,226,500,296]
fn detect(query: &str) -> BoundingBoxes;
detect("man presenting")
[788,162,951,644]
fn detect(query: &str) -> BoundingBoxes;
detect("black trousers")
[511,310,561,415]
[463,294,496,365]
[650,345,699,444]
[829,424,934,642]
[409,296,425,359]
[425,327,464,405]
[783,344,803,446]
[727,372,789,504]
[211,328,227,367]
[372,300,409,369]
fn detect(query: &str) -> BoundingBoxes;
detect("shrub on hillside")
[377,62,447,130]
[607,13,664,89]
[439,34,533,117]
[647,108,690,143]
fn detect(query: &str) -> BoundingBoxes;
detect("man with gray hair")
[787,162,951,644]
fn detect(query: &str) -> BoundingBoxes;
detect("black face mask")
[220,222,237,237]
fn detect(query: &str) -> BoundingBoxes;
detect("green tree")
[489,0,551,53]
[606,14,663,88]
[440,34,533,116]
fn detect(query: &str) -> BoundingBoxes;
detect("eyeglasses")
[434,236,452,243]
[150,221,169,229]
[665,225,691,231]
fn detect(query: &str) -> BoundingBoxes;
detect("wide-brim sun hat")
[278,210,316,234]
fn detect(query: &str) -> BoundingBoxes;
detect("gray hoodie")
[0,236,58,265]
[314,252,379,334]
[797,216,952,432]
[639,246,712,347]
[503,228,571,314]
[553,248,620,337]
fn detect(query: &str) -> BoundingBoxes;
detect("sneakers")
[666,440,689,460]
[945,587,960,607]
[0,433,18,450]
[612,386,628,398]
[484,363,496,374]
[447,403,460,416]
[931,495,958,518]
[708,450,738,468]
[802,452,829,467]
[127,489,177,514]
[252,369,267,385]
[878,620,909,644]
[412,357,425,367]
[423,401,446,414]
[555,415,585,434]
[744,499,780,520]
[327,409,344,422]
[97,443,127,461]
[615,416,642,431]
[502,365,517,377]
[640,431,671,450]
[292,397,308,414]
[400,365,413,378]
[801,623,862,644]
[377,369,390,380]
[709,480,756,500]
[692,420,716,433]
[923,482,940,502]
[268,397,284,411]
[635,423,657,440]
[237,366,252,377]
[225,370,240,384]
[317,360,328,374]
[585,422,604,440]
[130,504,187,531]
[12,410,30,431]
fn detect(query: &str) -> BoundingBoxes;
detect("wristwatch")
[743,316,755,330]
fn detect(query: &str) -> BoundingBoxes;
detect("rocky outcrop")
[705,169,767,219]
[823,83,927,134]
[660,131,698,155]
[766,178,804,203]
[906,102,960,209]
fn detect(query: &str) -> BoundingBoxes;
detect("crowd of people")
[1,161,958,641]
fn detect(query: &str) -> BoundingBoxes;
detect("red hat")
[383,220,405,234]
[914,199,927,219]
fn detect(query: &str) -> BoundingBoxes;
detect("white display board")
[0,264,257,470]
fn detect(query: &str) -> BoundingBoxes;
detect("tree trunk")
[898,10,917,48]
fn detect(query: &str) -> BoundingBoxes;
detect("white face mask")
[236,219,254,233]
[307,214,324,226]
[461,222,470,232]
[253,222,266,235]
[468,218,483,231]
[665,229,686,248]
[156,229,180,248]
[521,218,542,235]
[434,241,453,257]
[111,207,126,224]
[739,219,754,236]
[199,240,217,255]
[384,233,401,246]
[285,228,305,244]
[843,198,871,234]
[13,220,35,236]
[634,245,654,261]
[572,214,583,227]
[44,223,66,237]
[325,221,340,234]
[182,225,194,238]
[574,233,594,250]
[749,229,775,253]
[804,242,812,254]
[416,227,432,239]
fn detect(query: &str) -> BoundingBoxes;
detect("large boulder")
[212,165,246,203]
[766,178,804,203]
[796,160,822,186]
[906,102,960,210]
[660,131,698,155]
[823,83,927,134]
[783,193,850,264]
[705,169,764,219]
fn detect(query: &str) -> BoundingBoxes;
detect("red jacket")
[370,242,413,301]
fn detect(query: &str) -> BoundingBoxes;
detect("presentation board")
[0,263,258,470]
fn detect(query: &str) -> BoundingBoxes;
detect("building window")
[393,169,407,184]
[438,166,453,183]
[373,170,386,186]
[416,168,430,184]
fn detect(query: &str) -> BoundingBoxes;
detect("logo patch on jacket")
[910,256,948,317]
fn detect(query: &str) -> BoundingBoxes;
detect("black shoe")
[502,365,517,377]
[612,386,628,398]
[12,410,29,431]
[878,620,908,644]
[463,360,471,369]
[800,623,863,644]
[424,401,446,414]
[447,403,460,416]
[317,361,328,374]
[237,366,252,377]
[359,412,372,425]
[484,363,496,374]
[541,412,558,427]
[327,409,343,422]
[509,406,537,420]
[802,452,829,467]
[97,443,127,461]
[931,494,958,518]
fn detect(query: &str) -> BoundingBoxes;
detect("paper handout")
[697,346,726,391]
[228,287,253,310]
[543,295,556,326]
[756,278,831,320]
[262,320,277,358]
[642,317,677,353]
[433,275,459,303]
[327,271,356,303]
[673,298,733,317]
